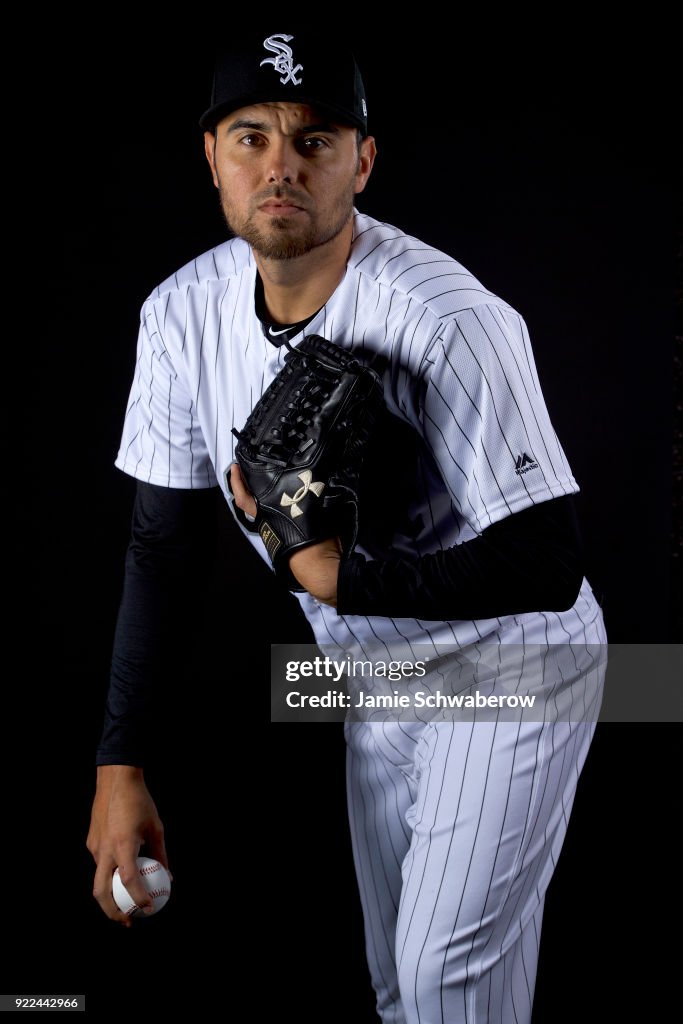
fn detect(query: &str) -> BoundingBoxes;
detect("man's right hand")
[86,764,170,928]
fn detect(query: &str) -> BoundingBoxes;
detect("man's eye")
[241,134,264,146]
[301,137,327,151]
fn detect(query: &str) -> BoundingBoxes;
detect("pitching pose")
[87,29,607,1023]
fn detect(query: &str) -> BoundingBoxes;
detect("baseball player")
[87,29,607,1023]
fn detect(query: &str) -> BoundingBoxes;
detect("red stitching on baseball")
[139,863,165,877]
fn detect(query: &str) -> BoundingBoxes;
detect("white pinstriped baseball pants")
[344,633,606,1023]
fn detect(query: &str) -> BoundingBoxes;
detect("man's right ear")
[203,131,219,188]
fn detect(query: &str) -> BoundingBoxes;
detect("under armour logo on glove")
[281,470,325,518]
[260,34,303,85]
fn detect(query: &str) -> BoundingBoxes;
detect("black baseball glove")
[230,335,385,591]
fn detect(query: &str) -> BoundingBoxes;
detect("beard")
[217,181,357,260]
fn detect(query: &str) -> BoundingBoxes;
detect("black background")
[7,21,680,1021]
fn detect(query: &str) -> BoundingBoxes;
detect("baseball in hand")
[112,857,172,918]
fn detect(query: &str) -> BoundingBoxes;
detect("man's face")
[204,102,376,260]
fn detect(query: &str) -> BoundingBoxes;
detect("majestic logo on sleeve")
[260,34,303,85]
[515,452,539,475]
[280,470,324,517]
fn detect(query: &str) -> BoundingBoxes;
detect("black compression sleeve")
[336,494,584,620]
[95,481,217,767]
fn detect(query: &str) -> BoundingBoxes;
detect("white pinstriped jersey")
[116,209,601,652]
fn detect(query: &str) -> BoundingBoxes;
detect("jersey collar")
[254,273,321,348]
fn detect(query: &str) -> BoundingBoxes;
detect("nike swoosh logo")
[268,326,291,337]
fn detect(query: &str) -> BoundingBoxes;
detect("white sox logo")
[260,34,303,85]
[281,470,324,517]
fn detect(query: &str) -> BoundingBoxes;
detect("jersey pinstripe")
[115,209,600,652]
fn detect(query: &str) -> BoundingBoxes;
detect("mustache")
[255,186,308,207]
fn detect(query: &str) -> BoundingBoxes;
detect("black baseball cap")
[199,30,368,135]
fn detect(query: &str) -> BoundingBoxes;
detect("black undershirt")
[336,494,584,619]
[96,481,584,766]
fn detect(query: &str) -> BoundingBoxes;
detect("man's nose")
[265,139,300,184]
